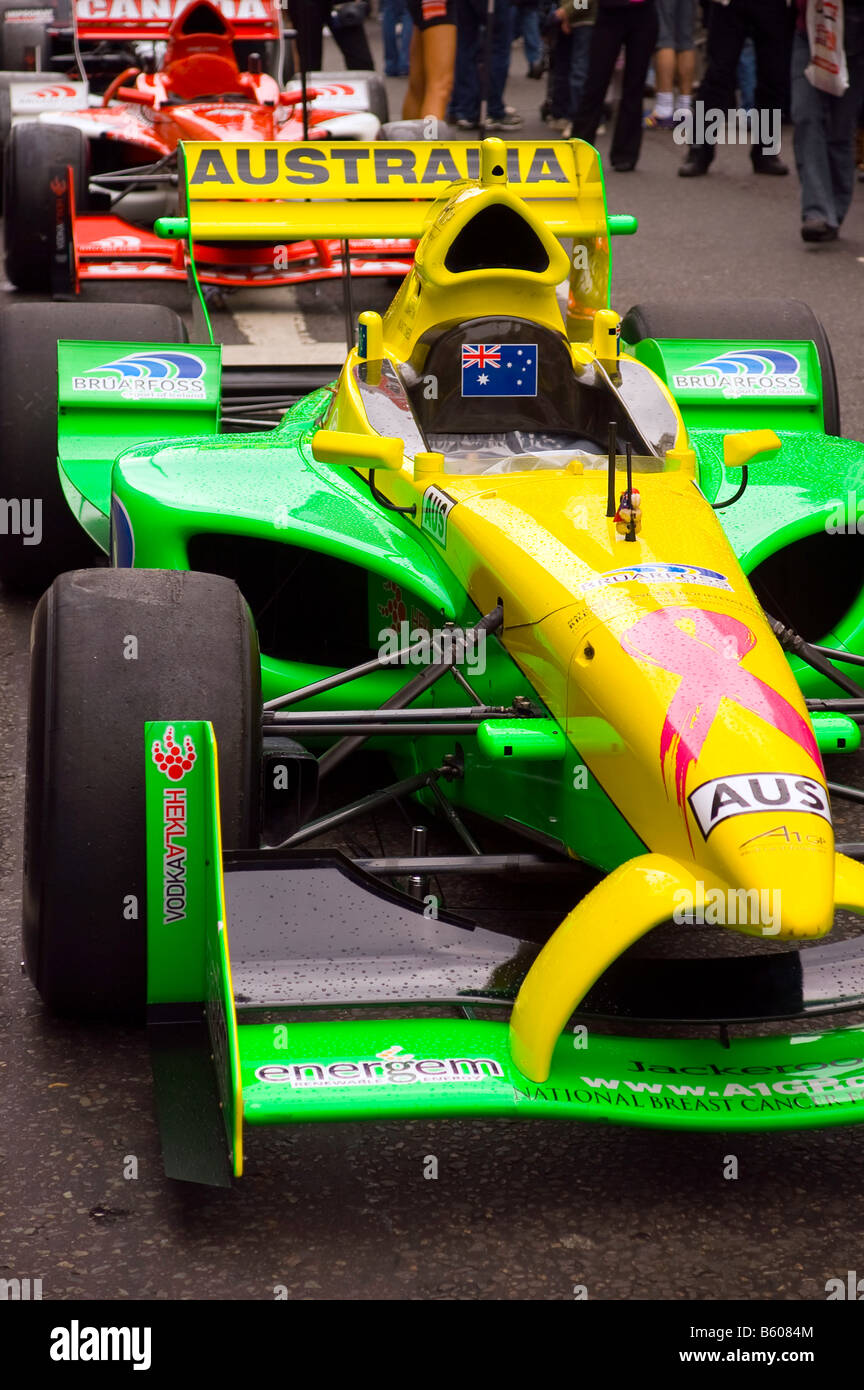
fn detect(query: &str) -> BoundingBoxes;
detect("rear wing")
[164,137,638,243]
[156,137,638,346]
[73,0,281,42]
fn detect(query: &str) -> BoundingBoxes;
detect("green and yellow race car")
[10,136,864,1184]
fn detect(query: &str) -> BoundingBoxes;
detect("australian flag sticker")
[461,343,538,397]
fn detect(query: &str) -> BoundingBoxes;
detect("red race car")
[2,0,414,293]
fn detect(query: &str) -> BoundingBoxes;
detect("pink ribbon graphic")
[620,608,822,826]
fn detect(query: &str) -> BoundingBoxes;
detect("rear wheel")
[0,301,188,593]
[23,568,262,1020]
[620,299,841,436]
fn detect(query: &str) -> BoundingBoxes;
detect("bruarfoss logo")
[673,349,804,397]
[73,351,207,399]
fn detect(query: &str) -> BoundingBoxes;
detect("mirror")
[311,430,404,472]
[722,429,781,470]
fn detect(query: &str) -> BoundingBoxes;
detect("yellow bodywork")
[306,138,864,1081]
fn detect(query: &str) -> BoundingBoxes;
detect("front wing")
[145,722,864,1185]
[72,213,415,288]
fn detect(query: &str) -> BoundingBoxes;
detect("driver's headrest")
[405,316,577,436]
[170,0,233,38]
[162,0,243,97]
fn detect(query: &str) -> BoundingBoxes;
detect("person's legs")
[790,31,836,226]
[737,35,756,108]
[403,21,427,116]
[448,0,481,122]
[749,0,792,159]
[677,46,695,95]
[673,0,695,110]
[655,48,676,92]
[571,8,626,146]
[420,20,458,119]
[288,0,325,72]
[398,0,414,73]
[825,15,864,224]
[488,0,518,120]
[649,0,677,121]
[612,1,659,165]
[331,4,376,68]
[679,0,746,170]
[548,24,573,119]
[521,4,543,67]
[568,24,593,113]
[381,0,400,73]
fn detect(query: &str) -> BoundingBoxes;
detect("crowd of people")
[289,0,864,244]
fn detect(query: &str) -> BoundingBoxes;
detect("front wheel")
[23,568,262,1020]
[4,121,88,291]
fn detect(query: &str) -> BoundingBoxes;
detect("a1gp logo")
[421,486,455,547]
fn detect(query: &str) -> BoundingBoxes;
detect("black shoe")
[612,160,636,171]
[752,153,789,175]
[678,147,711,177]
[801,218,838,243]
[527,58,545,80]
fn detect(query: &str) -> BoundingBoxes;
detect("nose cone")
[703,810,835,939]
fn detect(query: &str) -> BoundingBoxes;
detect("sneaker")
[486,110,524,129]
[455,117,478,130]
[644,112,675,130]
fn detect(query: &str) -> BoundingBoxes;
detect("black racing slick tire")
[23,568,262,1021]
[4,121,88,291]
[620,299,841,436]
[0,5,50,70]
[0,301,188,593]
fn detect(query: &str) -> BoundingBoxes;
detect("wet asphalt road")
[3,35,864,1304]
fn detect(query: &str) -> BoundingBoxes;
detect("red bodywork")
[58,0,414,288]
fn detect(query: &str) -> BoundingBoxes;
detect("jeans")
[449,0,515,121]
[512,3,542,65]
[381,0,413,75]
[569,25,592,112]
[547,22,592,116]
[791,25,864,226]
[738,35,756,109]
